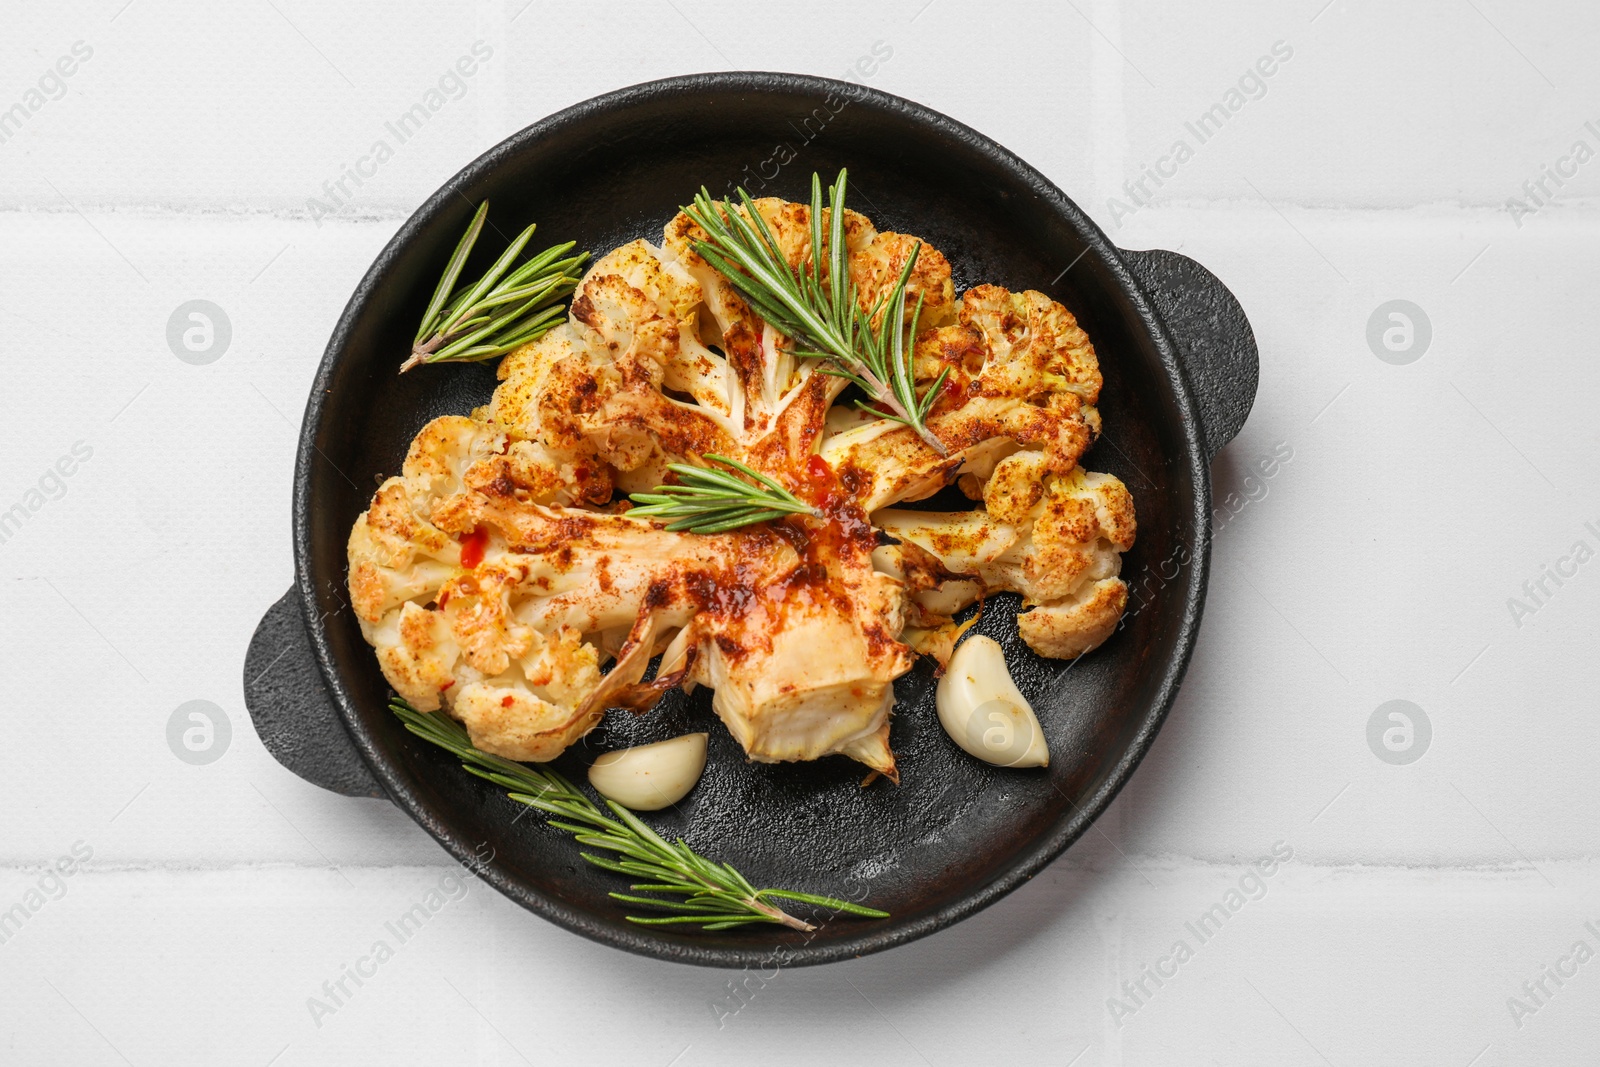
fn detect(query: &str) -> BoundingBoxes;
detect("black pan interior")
[295,73,1208,967]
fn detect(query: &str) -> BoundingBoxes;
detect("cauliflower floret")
[876,469,1136,660]
[347,416,616,758]
[818,285,1102,513]
[565,239,744,492]
[449,626,603,761]
[957,285,1102,417]
[482,327,613,506]
[347,415,503,624]
[367,601,459,711]
[849,229,955,333]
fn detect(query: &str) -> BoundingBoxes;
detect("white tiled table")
[3,1,1596,1063]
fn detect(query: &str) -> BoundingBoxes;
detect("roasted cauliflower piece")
[348,190,1136,777]
[347,421,612,761]
[876,468,1136,660]
[818,284,1103,514]
[480,327,614,507]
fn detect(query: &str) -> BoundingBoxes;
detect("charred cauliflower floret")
[480,327,613,507]
[818,284,1102,514]
[877,468,1136,660]
[348,416,614,761]
[348,190,1136,778]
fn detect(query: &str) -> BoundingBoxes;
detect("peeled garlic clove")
[936,636,1048,768]
[587,733,709,811]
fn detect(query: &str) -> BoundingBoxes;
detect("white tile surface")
[2,0,1595,1063]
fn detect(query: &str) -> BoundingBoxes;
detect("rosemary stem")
[685,169,948,455]
[390,700,882,932]
[402,203,586,374]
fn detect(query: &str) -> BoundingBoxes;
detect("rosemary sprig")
[401,201,588,372]
[391,699,888,931]
[684,169,951,454]
[627,453,822,534]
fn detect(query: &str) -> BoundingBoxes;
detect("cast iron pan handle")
[244,589,385,798]
[1121,248,1259,460]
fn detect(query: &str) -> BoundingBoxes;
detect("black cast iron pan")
[243,72,1258,967]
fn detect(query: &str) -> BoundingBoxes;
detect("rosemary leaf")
[627,454,821,534]
[684,169,947,454]
[402,204,587,373]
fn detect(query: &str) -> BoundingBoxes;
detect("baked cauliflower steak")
[348,194,1136,781]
